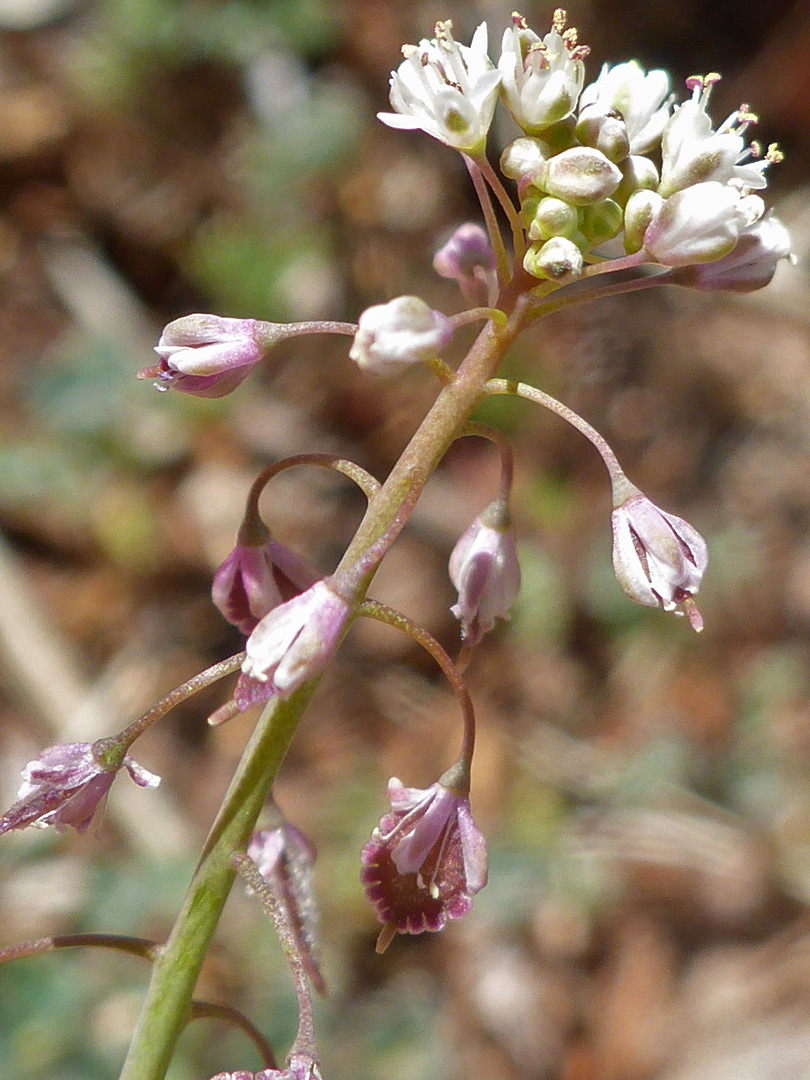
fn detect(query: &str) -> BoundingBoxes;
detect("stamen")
[511,11,528,29]
[552,9,567,34]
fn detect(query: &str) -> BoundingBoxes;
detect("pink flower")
[248,822,325,993]
[449,501,521,646]
[234,580,352,710]
[611,488,708,630]
[212,536,319,636]
[142,314,270,397]
[361,776,488,945]
[206,1055,323,1079]
[0,742,159,835]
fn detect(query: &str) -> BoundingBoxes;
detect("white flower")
[658,74,772,198]
[498,10,588,134]
[350,296,453,374]
[644,181,764,266]
[378,22,501,154]
[579,60,672,154]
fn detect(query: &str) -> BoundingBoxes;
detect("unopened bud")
[614,154,660,206]
[580,198,623,244]
[536,147,623,206]
[527,196,579,241]
[575,104,630,163]
[524,235,583,282]
[350,296,453,374]
[500,136,552,183]
[624,189,664,253]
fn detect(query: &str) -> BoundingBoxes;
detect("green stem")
[120,277,536,1080]
[119,684,316,1080]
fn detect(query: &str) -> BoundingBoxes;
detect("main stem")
[120,278,535,1080]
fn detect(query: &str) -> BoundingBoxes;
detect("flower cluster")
[381,10,789,289]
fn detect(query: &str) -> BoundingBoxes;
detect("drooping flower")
[212,531,319,637]
[234,579,352,710]
[248,819,325,993]
[658,74,772,198]
[643,181,764,266]
[674,212,792,292]
[361,771,488,948]
[579,60,672,155]
[432,223,496,304]
[449,499,521,646]
[0,742,159,835]
[498,10,588,134]
[378,21,501,155]
[349,296,452,374]
[141,314,272,397]
[611,487,708,630]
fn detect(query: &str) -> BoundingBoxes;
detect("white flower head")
[579,60,672,154]
[499,10,588,134]
[644,180,764,266]
[659,74,779,198]
[350,296,453,375]
[378,21,501,154]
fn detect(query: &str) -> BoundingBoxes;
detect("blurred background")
[1,0,810,1077]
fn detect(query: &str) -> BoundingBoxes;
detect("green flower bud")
[581,199,623,244]
[624,189,664,253]
[523,236,583,283]
[527,196,579,241]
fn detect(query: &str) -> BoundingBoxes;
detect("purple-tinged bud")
[0,742,159,835]
[234,579,352,710]
[611,488,708,630]
[248,819,325,994]
[523,235,583,283]
[449,499,521,647]
[212,529,319,637]
[671,213,792,293]
[433,224,496,304]
[536,146,622,206]
[349,296,453,375]
[361,771,488,948]
[644,181,764,267]
[142,314,272,397]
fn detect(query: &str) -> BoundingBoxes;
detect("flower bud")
[500,136,552,183]
[349,296,452,374]
[523,235,583,283]
[644,181,764,266]
[432,224,496,304]
[527,196,579,241]
[579,60,672,155]
[580,198,623,244]
[613,154,660,206]
[624,189,664,253]
[449,499,521,646]
[672,213,792,293]
[611,488,708,630]
[575,104,630,163]
[536,146,622,206]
